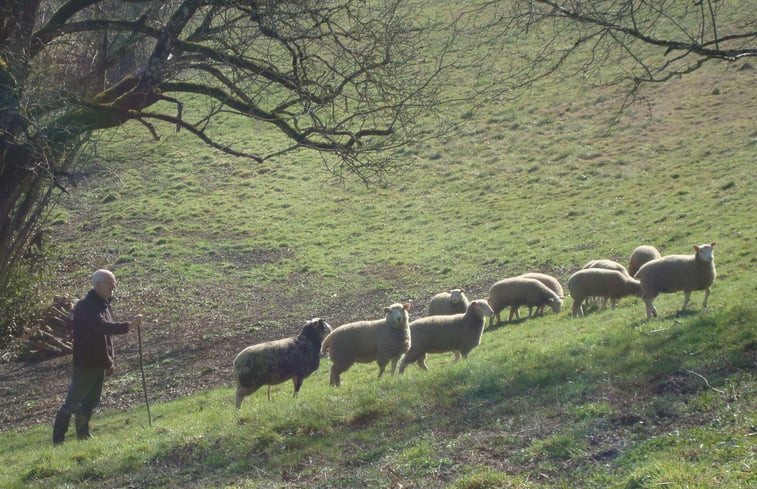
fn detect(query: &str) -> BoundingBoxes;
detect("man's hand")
[131,314,144,330]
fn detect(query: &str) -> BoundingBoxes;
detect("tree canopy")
[0,0,469,334]
[472,0,756,101]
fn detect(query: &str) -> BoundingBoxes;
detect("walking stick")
[137,325,152,427]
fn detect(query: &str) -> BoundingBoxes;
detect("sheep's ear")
[693,245,700,252]
[403,302,411,310]
[710,241,718,247]
[383,307,390,313]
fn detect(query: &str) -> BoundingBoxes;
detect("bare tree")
[469,0,756,99]
[0,0,470,319]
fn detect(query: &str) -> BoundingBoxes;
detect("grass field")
[1,2,755,488]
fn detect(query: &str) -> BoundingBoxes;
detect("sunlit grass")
[5,1,756,487]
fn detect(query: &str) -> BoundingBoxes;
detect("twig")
[683,369,725,395]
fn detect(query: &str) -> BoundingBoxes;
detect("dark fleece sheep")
[233,318,332,409]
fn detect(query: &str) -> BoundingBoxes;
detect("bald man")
[53,269,144,445]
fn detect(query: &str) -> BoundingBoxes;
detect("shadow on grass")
[462,304,756,420]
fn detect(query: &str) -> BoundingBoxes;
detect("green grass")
[4,1,756,487]
[1,302,754,488]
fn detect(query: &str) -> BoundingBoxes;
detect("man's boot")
[75,410,93,440]
[52,412,71,445]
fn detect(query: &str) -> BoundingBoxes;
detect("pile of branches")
[1,296,75,363]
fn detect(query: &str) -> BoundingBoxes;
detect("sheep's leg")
[329,366,341,387]
[572,298,583,318]
[680,291,692,312]
[267,385,271,401]
[702,288,711,308]
[417,354,429,370]
[377,360,387,379]
[453,350,462,361]
[600,297,609,311]
[643,298,657,318]
[292,377,303,397]
[389,357,399,375]
[398,357,409,374]
[527,305,534,317]
[509,306,520,321]
[610,298,618,310]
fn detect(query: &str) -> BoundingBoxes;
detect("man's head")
[92,269,117,300]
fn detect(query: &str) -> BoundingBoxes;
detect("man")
[52,269,144,445]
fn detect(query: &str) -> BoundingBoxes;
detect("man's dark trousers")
[53,366,105,444]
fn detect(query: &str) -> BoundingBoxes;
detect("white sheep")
[487,277,563,326]
[428,289,470,316]
[398,299,494,373]
[628,245,662,277]
[582,258,632,309]
[233,318,333,409]
[517,272,564,316]
[320,302,411,386]
[567,269,641,318]
[427,288,471,360]
[634,242,717,319]
[582,258,631,276]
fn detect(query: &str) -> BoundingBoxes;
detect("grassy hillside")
[1,2,756,488]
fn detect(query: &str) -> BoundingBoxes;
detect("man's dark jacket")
[72,289,130,368]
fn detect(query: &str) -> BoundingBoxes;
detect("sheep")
[567,269,641,318]
[487,277,563,326]
[634,242,717,319]
[427,288,471,360]
[398,299,494,374]
[320,302,411,387]
[428,289,470,316]
[582,258,631,276]
[582,259,632,309]
[628,245,662,277]
[233,318,333,409]
[517,272,564,316]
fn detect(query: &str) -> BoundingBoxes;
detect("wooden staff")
[137,325,152,427]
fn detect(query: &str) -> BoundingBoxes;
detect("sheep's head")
[448,288,466,304]
[301,318,333,343]
[693,242,717,262]
[469,299,494,319]
[549,297,563,313]
[383,302,411,329]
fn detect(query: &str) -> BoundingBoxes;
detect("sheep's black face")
[302,318,332,344]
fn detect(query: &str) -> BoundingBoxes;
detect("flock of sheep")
[233,242,717,408]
